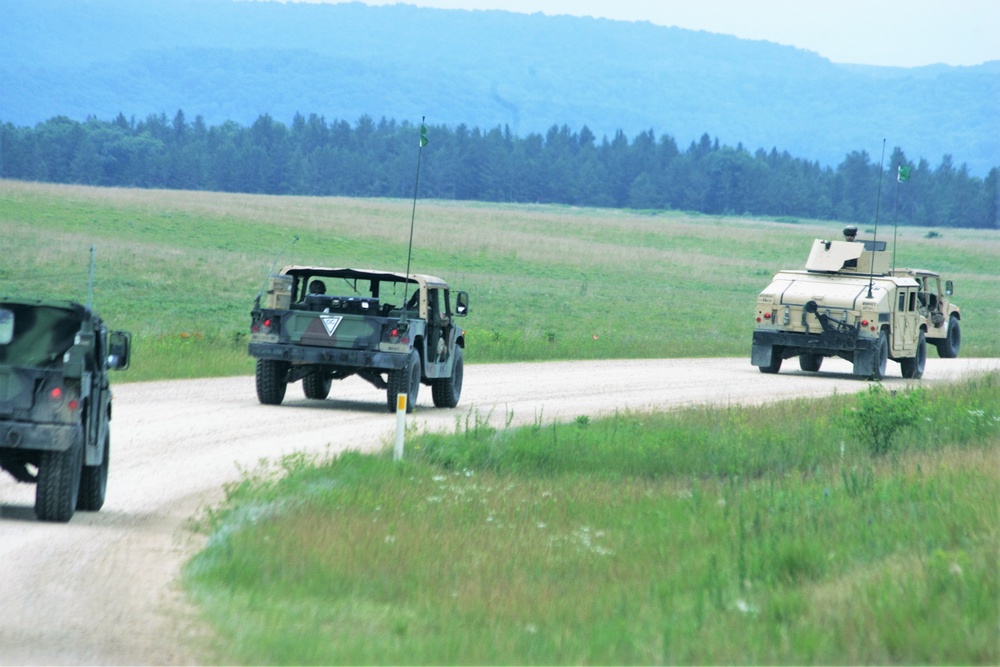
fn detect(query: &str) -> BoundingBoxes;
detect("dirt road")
[2,357,998,664]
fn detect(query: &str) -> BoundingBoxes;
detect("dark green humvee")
[0,299,131,522]
[249,266,468,413]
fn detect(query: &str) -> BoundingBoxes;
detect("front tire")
[936,317,961,358]
[900,332,927,379]
[432,346,464,408]
[256,359,289,405]
[36,439,83,523]
[799,353,823,372]
[387,350,420,414]
[303,370,332,400]
[78,432,109,511]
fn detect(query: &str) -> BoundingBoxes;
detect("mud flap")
[751,343,774,367]
[851,337,880,377]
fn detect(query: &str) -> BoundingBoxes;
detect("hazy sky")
[290,0,1000,68]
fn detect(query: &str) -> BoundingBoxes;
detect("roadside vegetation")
[2,179,999,382]
[185,372,999,664]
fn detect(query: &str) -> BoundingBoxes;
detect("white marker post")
[394,394,407,460]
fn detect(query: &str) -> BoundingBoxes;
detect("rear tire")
[871,331,889,380]
[36,439,83,523]
[78,432,109,511]
[303,371,332,400]
[256,359,289,405]
[759,348,782,374]
[900,332,927,379]
[387,351,420,414]
[935,317,961,358]
[799,353,823,372]
[432,346,463,408]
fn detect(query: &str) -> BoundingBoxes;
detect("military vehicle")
[0,298,131,522]
[751,237,960,379]
[248,266,468,412]
[891,267,961,358]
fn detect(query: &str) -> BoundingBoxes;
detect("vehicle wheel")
[871,330,889,380]
[900,331,927,379]
[936,317,961,358]
[799,353,823,372]
[256,359,289,405]
[303,370,332,400]
[78,432,109,511]
[36,439,83,523]
[759,348,782,374]
[387,350,420,414]
[432,346,463,408]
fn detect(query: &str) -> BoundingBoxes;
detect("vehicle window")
[0,308,12,344]
[0,305,82,367]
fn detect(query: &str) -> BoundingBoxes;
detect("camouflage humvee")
[0,298,131,522]
[248,266,468,412]
[751,238,960,379]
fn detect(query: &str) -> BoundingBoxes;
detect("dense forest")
[1,112,996,229]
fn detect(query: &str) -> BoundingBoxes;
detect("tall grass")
[3,179,999,378]
[185,372,1000,664]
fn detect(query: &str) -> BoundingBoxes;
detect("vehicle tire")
[799,353,823,372]
[36,439,83,523]
[78,432,109,511]
[432,346,463,408]
[871,330,889,380]
[256,359,289,405]
[387,350,420,414]
[303,370,332,400]
[936,317,961,358]
[900,331,927,379]
[759,348,782,374]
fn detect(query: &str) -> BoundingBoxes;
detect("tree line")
[1,111,996,228]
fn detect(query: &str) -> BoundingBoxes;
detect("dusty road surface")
[2,357,998,664]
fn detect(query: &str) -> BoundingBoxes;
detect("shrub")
[845,383,925,456]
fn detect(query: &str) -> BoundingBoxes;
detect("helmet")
[843,225,858,237]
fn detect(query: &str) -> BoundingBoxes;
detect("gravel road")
[2,357,998,664]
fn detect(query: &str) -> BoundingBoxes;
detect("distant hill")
[2,0,997,175]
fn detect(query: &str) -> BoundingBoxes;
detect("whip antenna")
[867,139,886,299]
[400,117,428,322]
[86,245,96,310]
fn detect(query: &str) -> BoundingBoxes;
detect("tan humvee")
[751,238,960,379]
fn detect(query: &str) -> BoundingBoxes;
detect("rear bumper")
[249,342,410,370]
[0,419,81,452]
[751,329,877,364]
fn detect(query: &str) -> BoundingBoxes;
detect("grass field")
[4,180,998,663]
[186,373,1000,664]
[2,179,998,381]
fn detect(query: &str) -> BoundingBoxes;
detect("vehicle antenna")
[400,117,428,324]
[891,162,910,272]
[255,235,299,307]
[867,139,886,299]
[87,245,96,311]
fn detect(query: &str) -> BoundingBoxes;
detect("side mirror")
[455,291,470,317]
[944,280,954,296]
[107,331,132,371]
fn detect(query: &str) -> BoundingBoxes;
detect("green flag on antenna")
[419,123,428,148]
[897,165,911,183]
